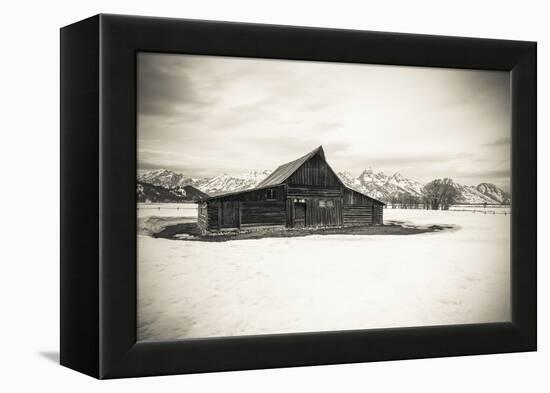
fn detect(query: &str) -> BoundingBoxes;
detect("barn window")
[266,189,276,200]
[319,200,334,208]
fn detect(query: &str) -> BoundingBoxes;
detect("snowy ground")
[448,205,511,215]
[137,205,511,341]
[137,202,198,219]
[137,203,198,237]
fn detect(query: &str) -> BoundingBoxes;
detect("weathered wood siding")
[286,197,342,227]
[343,205,373,226]
[285,199,294,227]
[287,185,342,198]
[204,203,221,231]
[284,153,343,227]
[197,202,209,230]
[203,185,286,230]
[208,185,285,202]
[373,204,383,225]
[221,201,239,228]
[306,197,342,227]
[287,154,341,187]
[240,201,286,228]
[342,188,384,226]
[343,188,375,205]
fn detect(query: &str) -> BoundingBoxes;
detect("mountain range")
[137,181,209,203]
[137,168,510,205]
[337,169,510,204]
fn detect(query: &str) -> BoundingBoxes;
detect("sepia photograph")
[136,52,511,342]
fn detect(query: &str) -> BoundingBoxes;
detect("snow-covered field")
[137,202,198,219]
[137,206,511,341]
[449,205,510,214]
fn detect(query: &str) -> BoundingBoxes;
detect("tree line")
[388,178,459,210]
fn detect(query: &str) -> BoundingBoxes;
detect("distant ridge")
[137,168,510,205]
[137,181,209,203]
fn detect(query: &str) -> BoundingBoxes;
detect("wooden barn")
[197,146,384,232]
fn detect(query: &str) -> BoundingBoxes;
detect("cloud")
[137,53,511,188]
[138,54,216,118]
[452,168,511,180]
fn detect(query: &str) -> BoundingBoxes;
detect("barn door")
[293,202,306,228]
[221,201,239,228]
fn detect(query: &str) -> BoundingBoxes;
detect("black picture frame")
[60,14,536,379]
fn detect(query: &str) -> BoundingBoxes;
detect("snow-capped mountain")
[337,170,509,204]
[196,170,272,195]
[338,169,425,202]
[137,182,209,203]
[451,183,498,204]
[138,169,198,188]
[138,168,510,204]
[338,168,510,204]
[137,169,272,196]
[476,183,511,204]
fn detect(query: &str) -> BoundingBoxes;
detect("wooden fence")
[384,204,510,215]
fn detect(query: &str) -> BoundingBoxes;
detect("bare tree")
[391,192,422,209]
[389,194,399,209]
[409,194,421,209]
[422,178,459,210]
[422,181,439,210]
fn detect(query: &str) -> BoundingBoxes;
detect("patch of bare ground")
[154,220,456,242]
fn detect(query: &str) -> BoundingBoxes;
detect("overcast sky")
[137,53,511,190]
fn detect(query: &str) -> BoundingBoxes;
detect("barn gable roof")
[207,145,385,205]
[256,146,325,188]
